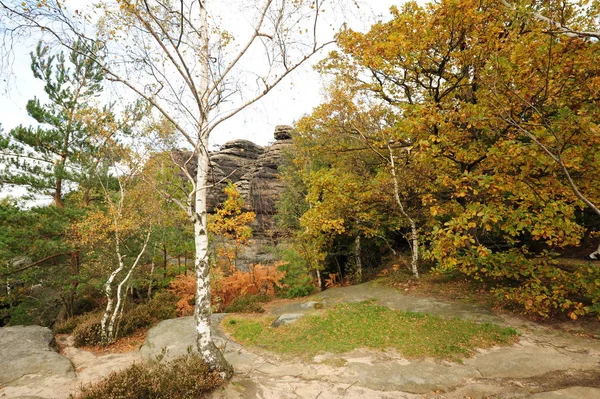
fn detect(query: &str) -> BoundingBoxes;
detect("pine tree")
[0,41,111,207]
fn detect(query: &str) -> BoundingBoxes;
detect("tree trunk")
[163,246,168,279]
[354,235,362,283]
[193,145,233,378]
[65,251,80,318]
[316,269,322,290]
[101,258,123,343]
[190,1,233,378]
[147,259,155,299]
[388,145,419,279]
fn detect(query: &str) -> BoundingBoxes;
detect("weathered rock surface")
[270,313,305,327]
[0,325,75,386]
[140,316,199,359]
[0,327,140,399]
[206,125,294,236]
[169,126,294,268]
[140,283,600,399]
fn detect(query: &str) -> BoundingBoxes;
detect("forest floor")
[3,281,600,399]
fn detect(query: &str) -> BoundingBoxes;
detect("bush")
[224,294,270,313]
[72,313,103,347]
[69,292,178,346]
[212,263,285,312]
[276,248,315,298]
[146,291,178,320]
[168,275,196,316]
[167,264,286,313]
[54,316,80,334]
[118,305,153,337]
[117,293,177,337]
[72,297,98,316]
[72,355,223,399]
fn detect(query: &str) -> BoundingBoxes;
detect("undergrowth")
[71,354,223,399]
[66,292,177,347]
[169,263,285,314]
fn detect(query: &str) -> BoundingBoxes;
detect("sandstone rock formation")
[207,125,294,237]
[0,325,75,387]
[168,126,294,268]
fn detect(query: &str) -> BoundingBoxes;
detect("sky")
[0,0,403,148]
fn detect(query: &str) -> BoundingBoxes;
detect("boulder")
[0,325,75,386]
[140,314,227,361]
[270,313,305,328]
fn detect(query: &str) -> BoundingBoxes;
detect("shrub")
[54,316,80,334]
[72,297,98,316]
[147,291,178,320]
[72,355,223,399]
[171,264,285,313]
[69,292,178,346]
[72,313,103,347]
[224,294,270,313]
[118,305,153,337]
[276,248,315,298]
[168,275,196,316]
[431,248,600,319]
[212,263,285,312]
[118,292,179,336]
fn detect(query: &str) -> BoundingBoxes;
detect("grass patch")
[223,301,518,361]
[71,354,223,399]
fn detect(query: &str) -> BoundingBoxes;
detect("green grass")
[223,301,518,361]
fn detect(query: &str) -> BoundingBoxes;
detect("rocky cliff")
[168,126,293,267]
[207,125,293,237]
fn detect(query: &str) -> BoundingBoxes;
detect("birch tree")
[0,0,335,375]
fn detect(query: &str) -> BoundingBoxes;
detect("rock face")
[207,139,266,211]
[207,125,294,237]
[174,125,293,236]
[169,126,294,268]
[0,325,75,386]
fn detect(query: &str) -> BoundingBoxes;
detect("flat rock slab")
[142,284,600,398]
[464,338,600,379]
[305,282,502,323]
[0,325,75,386]
[529,386,600,399]
[270,313,305,327]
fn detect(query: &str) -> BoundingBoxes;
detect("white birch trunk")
[107,231,151,341]
[388,145,420,279]
[100,255,123,343]
[316,269,322,290]
[191,0,232,378]
[193,144,232,377]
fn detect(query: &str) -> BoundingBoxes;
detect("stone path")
[143,282,600,399]
[2,282,600,398]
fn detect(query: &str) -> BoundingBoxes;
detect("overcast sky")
[0,0,403,148]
